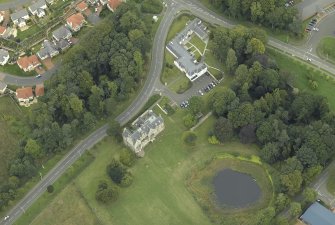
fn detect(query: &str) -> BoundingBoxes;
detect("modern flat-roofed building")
[300,202,335,225]
[166,18,208,81]
[122,110,164,157]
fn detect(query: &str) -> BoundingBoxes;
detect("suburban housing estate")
[122,110,164,156]
[166,18,208,81]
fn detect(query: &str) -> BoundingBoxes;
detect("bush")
[47,185,54,193]
[106,159,126,184]
[182,131,197,146]
[183,113,197,129]
[141,0,163,14]
[120,172,133,187]
[95,182,119,203]
[120,149,136,167]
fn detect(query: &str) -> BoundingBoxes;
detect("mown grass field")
[317,36,335,63]
[20,103,265,225]
[327,169,335,195]
[267,48,335,110]
[0,96,26,183]
[0,64,36,77]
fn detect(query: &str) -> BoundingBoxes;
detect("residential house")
[107,0,122,12]
[37,40,59,60]
[166,18,208,81]
[17,55,41,72]
[55,39,71,51]
[0,26,6,36]
[0,81,7,94]
[45,0,55,5]
[35,84,44,97]
[66,13,85,32]
[87,0,99,5]
[300,201,335,225]
[52,25,72,41]
[76,1,88,12]
[28,0,48,18]
[0,11,4,23]
[10,9,30,28]
[0,49,9,65]
[16,87,34,104]
[122,110,164,156]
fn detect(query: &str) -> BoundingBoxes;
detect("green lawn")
[189,34,207,55]
[267,47,335,111]
[0,97,29,183]
[167,15,193,42]
[204,45,224,80]
[317,36,335,64]
[327,169,335,195]
[18,104,267,225]
[0,64,36,77]
[17,24,42,41]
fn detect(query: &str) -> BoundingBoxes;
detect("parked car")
[35,74,42,78]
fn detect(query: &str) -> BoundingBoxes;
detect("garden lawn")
[17,24,42,41]
[21,106,263,225]
[317,36,335,63]
[189,35,206,54]
[327,169,335,195]
[0,64,36,77]
[267,48,335,111]
[166,15,193,42]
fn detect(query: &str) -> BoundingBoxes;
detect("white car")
[306,58,312,62]
[4,215,9,220]
[313,27,319,31]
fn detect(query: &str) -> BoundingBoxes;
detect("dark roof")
[301,202,335,225]
[56,39,71,50]
[52,25,72,40]
[29,0,46,12]
[37,40,58,59]
[11,9,29,21]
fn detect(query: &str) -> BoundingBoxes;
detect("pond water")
[213,169,261,208]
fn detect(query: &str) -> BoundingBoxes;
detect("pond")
[213,169,261,208]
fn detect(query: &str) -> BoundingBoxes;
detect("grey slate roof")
[166,18,208,80]
[52,25,72,41]
[56,39,71,50]
[0,49,9,62]
[11,9,29,21]
[0,81,7,91]
[123,110,164,145]
[29,0,46,12]
[300,202,335,225]
[37,40,58,59]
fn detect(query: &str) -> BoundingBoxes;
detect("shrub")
[120,172,133,187]
[47,185,54,193]
[120,149,136,167]
[182,131,197,146]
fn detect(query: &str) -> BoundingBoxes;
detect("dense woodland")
[0,3,151,210]
[205,26,335,224]
[208,0,303,36]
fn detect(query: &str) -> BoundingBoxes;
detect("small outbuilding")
[300,202,335,225]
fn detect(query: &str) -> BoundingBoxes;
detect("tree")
[226,48,237,74]
[182,131,197,146]
[260,142,280,164]
[107,120,122,142]
[250,1,264,22]
[47,185,54,193]
[188,96,204,115]
[183,113,197,129]
[246,38,265,55]
[208,87,239,117]
[274,193,290,212]
[24,139,42,159]
[280,170,303,196]
[275,216,289,225]
[120,172,133,187]
[302,188,317,205]
[214,117,234,142]
[289,202,301,217]
[239,124,256,144]
[106,159,126,184]
[119,149,136,167]
[95,183,119,203]
[254,206,275,225]
[296,145,318,168]
[228,102,255,128]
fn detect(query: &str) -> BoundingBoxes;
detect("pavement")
[2,0,335,224]
[0,0,33,10]
[312,162,335,208]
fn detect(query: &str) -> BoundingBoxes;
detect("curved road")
[2,0,335,224]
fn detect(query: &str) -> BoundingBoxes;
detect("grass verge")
[327,169,335,195]
[0,64,36,77]
[317,36,335,64]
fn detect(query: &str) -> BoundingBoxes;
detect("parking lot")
[177,72,218,107]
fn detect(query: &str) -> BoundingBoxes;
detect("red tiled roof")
[66,13,85,29]
[0,26,6,35]
[76,1,88,11]
[17,55,40,70]
[16,87,33,99]
[35,84,44,97]
[107,0,122,11]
